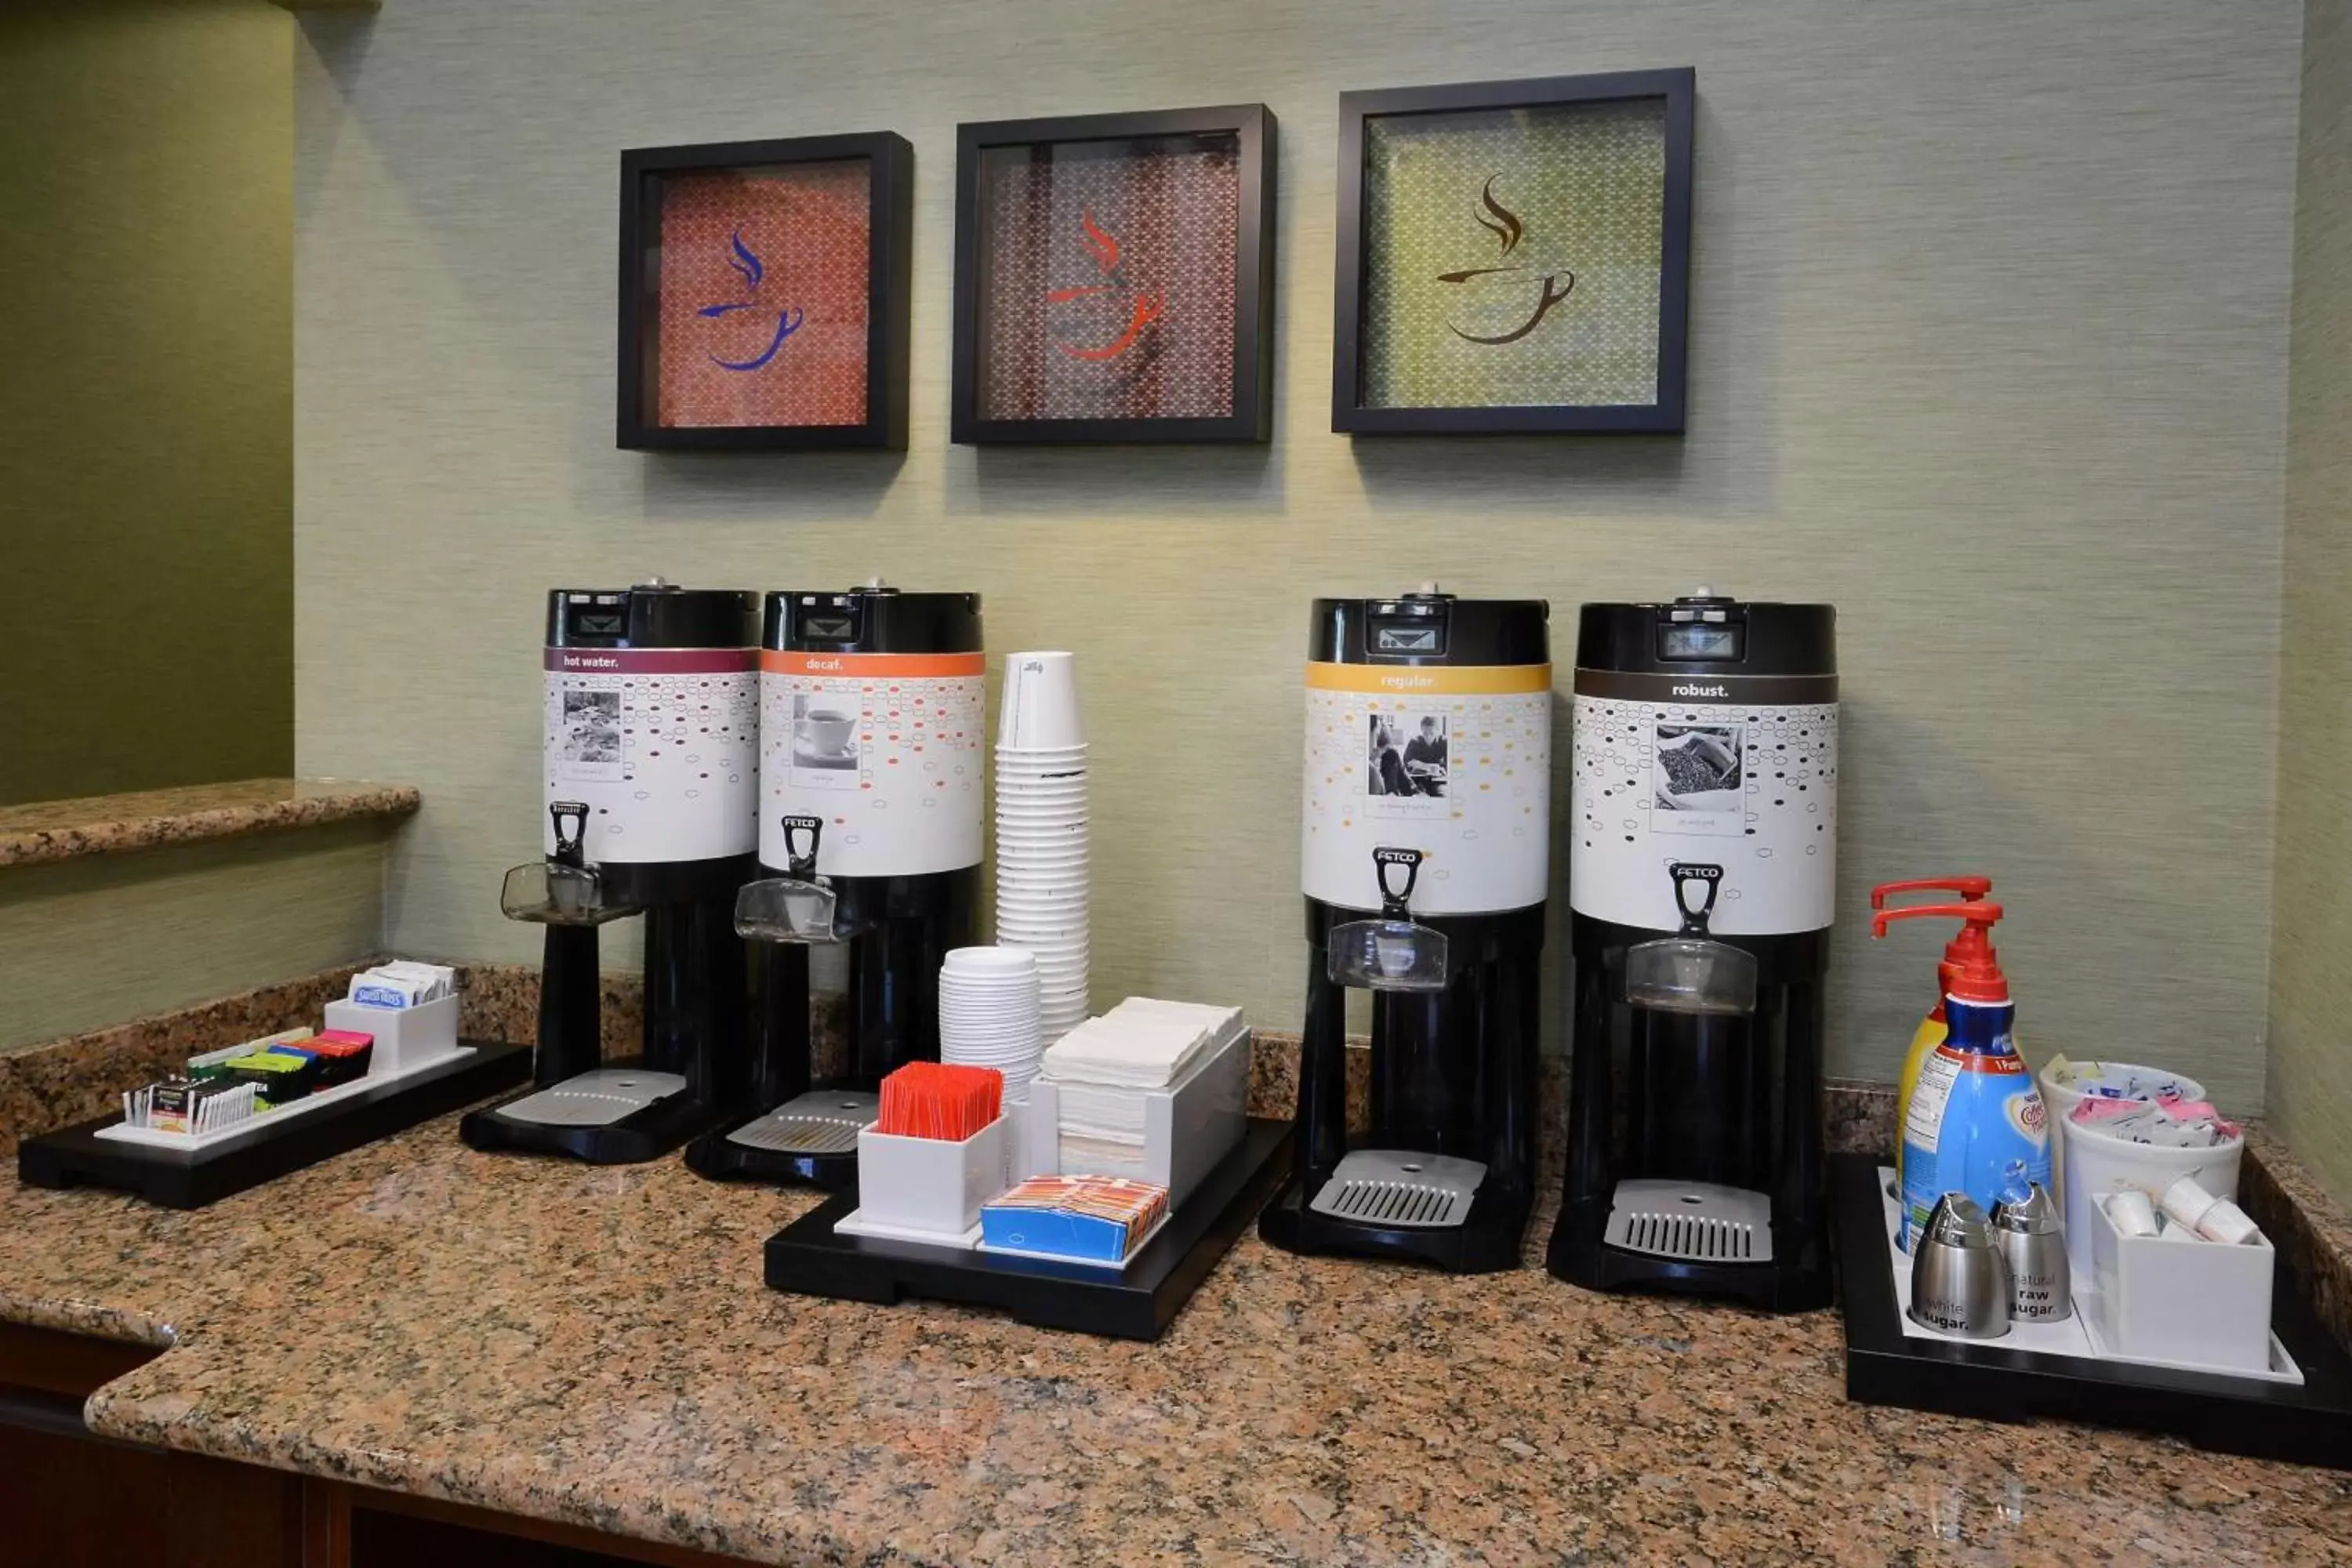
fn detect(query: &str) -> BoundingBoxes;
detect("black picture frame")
[617,132,913,451]
[949,103,1276,445]
[1331,69,1695,436]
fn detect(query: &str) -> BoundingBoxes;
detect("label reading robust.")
[760,650,986,878]
[543,647,759,864]
[1301,661,1552,916]
[1569,668,1838,935]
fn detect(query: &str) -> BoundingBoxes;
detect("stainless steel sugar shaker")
[1990,1181,2071,1323]
[1908,1192,2012,1339]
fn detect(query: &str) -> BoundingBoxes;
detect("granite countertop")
[0,778,420,868]
[3,1118,2348,1565]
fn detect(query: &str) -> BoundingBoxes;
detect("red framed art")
[949,104,1275,444]
[618,132,913,450]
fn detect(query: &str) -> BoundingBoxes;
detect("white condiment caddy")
[1871,1165,2301,1385]
[95,994,468,1152]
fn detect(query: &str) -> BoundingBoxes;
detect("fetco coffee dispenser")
[1548,590,1838,1311]
[463,581,760,1164]
[685,583,985,1186]
[1259,589,1551,1272]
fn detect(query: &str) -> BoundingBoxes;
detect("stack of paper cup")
[938,946,1044,1102]
[994,651,1089,1043]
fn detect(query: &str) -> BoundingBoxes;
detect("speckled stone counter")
[3,1112,2350,1565]
[0,778,419,869]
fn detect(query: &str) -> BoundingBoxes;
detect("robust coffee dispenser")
[685,584,985,1187]
[1548,590,1838,1311]
[1259,589,1552,1273]
[462,582,760,1164]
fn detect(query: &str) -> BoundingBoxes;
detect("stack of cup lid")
[938,946,1044,1102]
[994,651,1088,1044]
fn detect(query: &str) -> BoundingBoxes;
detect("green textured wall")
[2270,0,2352,1207]
[295,0,2299,1107]
[0,0,293,806]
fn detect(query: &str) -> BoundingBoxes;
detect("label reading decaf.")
[760,650,985,878]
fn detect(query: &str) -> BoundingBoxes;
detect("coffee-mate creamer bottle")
[1871,876,2006,1191]
[1877,901,2050,1252]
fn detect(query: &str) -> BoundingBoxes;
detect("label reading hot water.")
[760,650,985,878]
[1301,661,1552,915]
[543,648,758,864]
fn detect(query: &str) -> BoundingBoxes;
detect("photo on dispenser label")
[789,692,860,789]
[1653,721,1742,831]
[561,691,622,765]
[1368,713,1449,799]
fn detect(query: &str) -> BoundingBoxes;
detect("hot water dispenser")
[1547,590,1838,1311]
[1258,588,1552,1272]
[463,581,760,1163]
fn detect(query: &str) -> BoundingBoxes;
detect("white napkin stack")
[1041,998,1243,1089]
[1040,998,1246,1174]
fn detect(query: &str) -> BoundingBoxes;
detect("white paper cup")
[2037,1062,2208,1210]
[997,651,1084,750]
[943,946,1038,974]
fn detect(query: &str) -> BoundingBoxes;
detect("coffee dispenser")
[1547,590,1838,1311]
[685,584,985,1187]
[462,582,760,1164]
[1259,589,1551,1273]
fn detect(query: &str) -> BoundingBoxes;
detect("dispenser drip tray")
[726,1091,877,1155]
[1308,1150,1485,1229]
[1603,1178,1774,1263]
[498,1069,688,1128]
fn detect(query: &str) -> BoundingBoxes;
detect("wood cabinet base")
[0,1323,755,1567]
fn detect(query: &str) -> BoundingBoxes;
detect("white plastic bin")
[2036,1062,2205,1215]
[1031,1022,1247,1212]
[855,1118,1009,1240]
[2061,1113,2242,1279]
[2085,1192,2274,1374]
[323,993,460,1076]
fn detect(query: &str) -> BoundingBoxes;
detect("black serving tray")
[1833,1152,2352,1470]
[765,1117,1294,1341]
[18,1042,532,1210]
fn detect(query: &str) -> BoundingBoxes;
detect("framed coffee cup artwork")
[950,103,1276,444]
[617,132,913,450]
[1330,70,1695,435]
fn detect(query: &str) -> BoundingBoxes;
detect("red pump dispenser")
[1871,877,1992,999]
[1871,902,2008,1004]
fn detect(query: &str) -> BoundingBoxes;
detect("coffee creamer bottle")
[1875,901,2049,1252]
[1871,875,2001,1190]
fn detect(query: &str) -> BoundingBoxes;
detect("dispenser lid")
[1576,592,1835,677]
[764,586,983,655]
[546,585,758,649]
[1309,590,1549,666]
[1923,1192,1994,1247]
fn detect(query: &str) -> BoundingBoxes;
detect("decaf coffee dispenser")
[685,584,985,1187]
[1259,589,1552,1273]
[1547,590,1839,1311]
[462,581,760,1164]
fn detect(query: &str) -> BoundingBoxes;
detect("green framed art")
[1331,70,1695,435]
